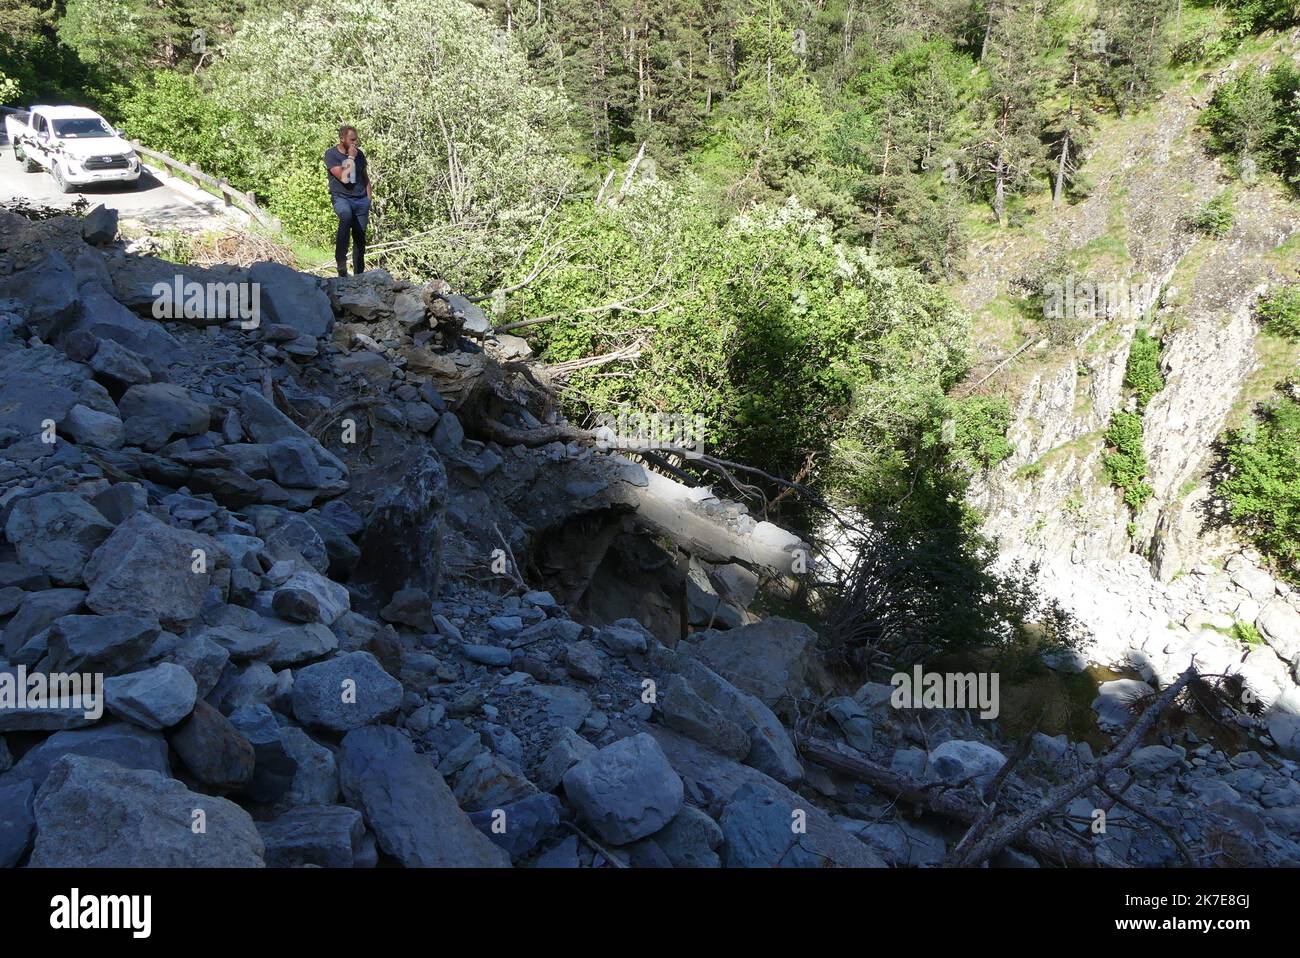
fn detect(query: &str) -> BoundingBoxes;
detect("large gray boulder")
[28,755,264,867]
[82,512,223,630]
[3,492,113,586]
[0,251,80,339]
[927,739,1007,789]
[1092,679,1154,731]
[1257,599,1300,665]
[719,782,883,868]
[169,699,255,790]
[279,727,339,806]
[273,570,349,626]
[262,622,339,669]
[451,751,537,812]
[82,204,118,245]
[654,805,724,868]
[562,732,684,845]
[60,403,125,449]
[0,344,83,435]
[468,792,562,861]
[354,449,447,597]
[257,805,365,868]
[0,722,170,789]
[118,382,210,451]
[661,674,750,759]
[104,662,197,729]
[237,388,347,478]
[682,617,814,719]
[677,656,803,785]
[47,612,160,675]
[291,651,402,731]
[227,704,297,803]
[268,436,323,489]
[74,280,181,362]
[249,261,333,338]
[2,589,85,658]
[337,725,510,867]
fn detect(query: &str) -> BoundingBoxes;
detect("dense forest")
[4,0,1300,652]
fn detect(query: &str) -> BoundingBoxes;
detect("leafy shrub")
[267,166,338,244]
[1104,411,1153,510]
[1232,620,1264,646]
[0,68,18,104]
[1217,389,1300,580]
[1189,193,1235,237]
[115,71,248,189]
[1257,286,1300,340]
[1125,329,1165,410]
[947,395,1014,472]
[1201,64,1300,189]
[1223,0,1300,31]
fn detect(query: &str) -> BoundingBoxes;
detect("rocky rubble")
[1,204,1297,869]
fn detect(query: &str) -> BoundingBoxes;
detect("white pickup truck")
[5,105,141,192]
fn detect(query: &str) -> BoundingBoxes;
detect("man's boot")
[336,259,347,278]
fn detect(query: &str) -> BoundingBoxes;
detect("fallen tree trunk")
[946,666,1197,867]
[794,735,1099,867]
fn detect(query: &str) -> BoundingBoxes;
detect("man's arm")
[326,149,347,183]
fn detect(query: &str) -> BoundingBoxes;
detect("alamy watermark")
[0,666,103,721]
[152,275,261,330]
[1042,274,1159,323]
[593,410,707,458]
[890,665,1000,720]
[50,889,151,938]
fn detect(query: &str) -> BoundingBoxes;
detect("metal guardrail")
[1,104,280,231]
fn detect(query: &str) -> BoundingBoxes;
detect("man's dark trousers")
[333,195,370,276]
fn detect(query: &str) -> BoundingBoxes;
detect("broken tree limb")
[795,735,1098,867]
[473,417,595,447]
[947,720,1039,863]
[946,665,1198,868]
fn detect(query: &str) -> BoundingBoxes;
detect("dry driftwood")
[795,735,1098,867]
[945,665,1197,867]
[797,665,1198,869]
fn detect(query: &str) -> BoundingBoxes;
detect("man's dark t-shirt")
[324,145,369,199]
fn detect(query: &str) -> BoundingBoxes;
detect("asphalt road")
[0,125,235,230]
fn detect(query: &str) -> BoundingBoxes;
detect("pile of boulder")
[1,204,1299,869]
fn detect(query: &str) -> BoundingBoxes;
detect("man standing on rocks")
[324,124,372,277]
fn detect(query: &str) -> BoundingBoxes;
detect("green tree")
[197,0,576,288]
[1103,410,1153,510]
[1217,387,1300,580]
[967,0,1050,225]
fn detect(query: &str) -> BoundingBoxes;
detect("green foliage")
[57,0,153,72]
[115,71,246,185]
[0,67,17,104]
[1125,328,1165,410]
[1222,0,1300,31]
[1232,619,1265,645]
[1104,410,1153,510]
[509,186,973,500]
[947,395,1015,471]
[1201,64,1300,188]
[1190,192,1235,236]
[1257,285,1300,340]
[1217,388,1300,580]
[267,167,338,243]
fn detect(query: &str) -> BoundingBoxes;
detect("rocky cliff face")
[966,79,1300,579]
[958,55,1300,790]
